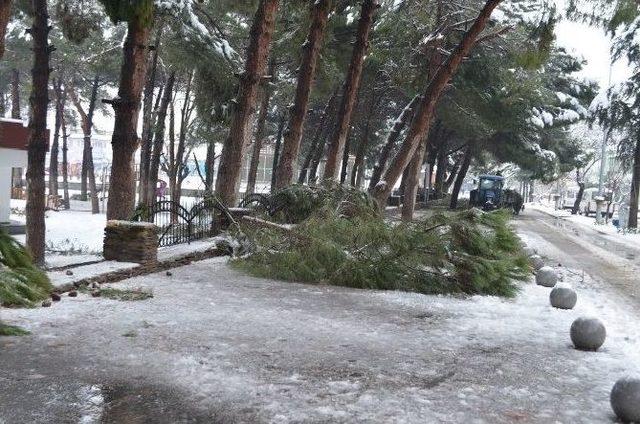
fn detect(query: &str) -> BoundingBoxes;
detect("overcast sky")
[553,0,631,90]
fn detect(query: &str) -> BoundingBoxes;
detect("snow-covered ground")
[2,240,639,422]
[529,201,640,250]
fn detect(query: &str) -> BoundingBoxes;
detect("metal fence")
[132,198,231,247]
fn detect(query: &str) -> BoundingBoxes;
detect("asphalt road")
[514,209,640,307]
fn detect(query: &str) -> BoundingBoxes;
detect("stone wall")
[103,220,158,264]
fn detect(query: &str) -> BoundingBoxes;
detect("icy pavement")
[2,244,640,422]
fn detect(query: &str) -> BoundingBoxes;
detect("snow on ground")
[529,201,640,251]
[2,245,640,422]
[10,198,106,267]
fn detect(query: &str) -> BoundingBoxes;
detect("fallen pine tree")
[234,186,529,297]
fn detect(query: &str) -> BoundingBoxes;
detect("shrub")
[235,208,528,297]
[0,228,52,307]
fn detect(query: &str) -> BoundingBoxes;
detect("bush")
[235,208,528,297]
[0,228,52,307]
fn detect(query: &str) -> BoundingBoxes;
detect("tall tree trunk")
[274,0,332,190]
[68,76,100,213]
[10,67,19,118]
[351,91,379,187]
[308,87,341,183]
[372,0,502,207]
[442,156,461,194]
[0,0,11,59]
[368,95,419,191]
[450,145,472,210]
[25,0,50,265]
[205,141,215,191]
[628,138,640,229]
[215,0,279,206]
[298,86,339,184]
[322,0,378,182]
[106,19,151,220]
[146,71,175,205]
[139,23,163,203]
[401,136,428,221]
[247,59,276,194]
[270,114,286,193]
[61,113,70,209]
[339,131,352,184]
[48,79,62,197]
[433,137,448,198]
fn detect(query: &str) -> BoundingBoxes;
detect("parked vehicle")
[580,188,617,218]
[469,175,523,214]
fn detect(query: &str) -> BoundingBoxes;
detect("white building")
[0,118,30,233]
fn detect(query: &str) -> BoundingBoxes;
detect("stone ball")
[611,377,640,423]
[550,284,577,309]
[523,246,537,257]
[536,266,557,288]
[570,317,606,351]
[530,254,544,270]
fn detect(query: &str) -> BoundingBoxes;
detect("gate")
[132,198,232,247]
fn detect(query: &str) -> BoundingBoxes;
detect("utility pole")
[596,62,613,224]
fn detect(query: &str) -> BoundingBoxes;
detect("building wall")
[0,147,27,223]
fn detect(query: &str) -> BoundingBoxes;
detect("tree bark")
[433,137,448,198]
[67,76,100,213]
[0,0,10,59]
[273,0,332,190]
[401,136,428,221]
[106,19,151,220]
[308,87,341,183]
[270,114,286,193]
[322,0,378,182]
[25,0,50,265]
[146,71,175,205]
[628,137,640,229]
[10,67,19,119]
[247,59,276,194]
[205,141,215,192]
[368,95,419,191]
[48,79,62,197]
[61,112,70,209]
[442,156,461,194]
[298,86,338,184]
[215,0,279,206]
[139,23,163,203]
[450,145,472,210]
[351,89,380,187]
[372,0,503,207]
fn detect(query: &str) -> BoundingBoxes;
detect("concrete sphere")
[530,254,545,270]
[550,284,577,309]
[570,317,606,351]
[523,246,537,257]
[611,377,640,423]
[536,266,557,288]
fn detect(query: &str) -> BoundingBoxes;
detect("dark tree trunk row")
[246,59,276,194]
[139,23,163,203]
[25,0,51,265]
[215,0,279,206]
[298,85,339,184]
[323,0,378,182]
[61,111,70,209]
[273,0,332,190]
[146,71,175,206]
